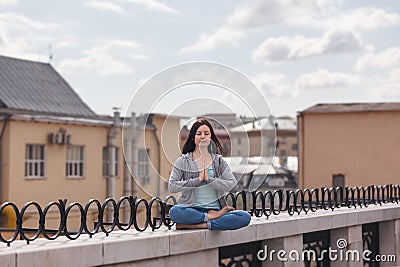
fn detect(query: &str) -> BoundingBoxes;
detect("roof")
[0,55,96,117]
[230,118,272,132]
[274,117,296,130]
[12,113,113,126]
[300,102,400,114]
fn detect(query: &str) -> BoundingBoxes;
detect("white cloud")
[252,30,366,63]
[367,68,400,99]
[388,68,400,82]
[252,73,293,97]
[295,69,361,91]
[107,39,140,48]
[0,12,57,30]
[81,39,140,53]
[85,1,124,14]
[180,0,335,54]
[180,2,400,54]
[58,40,142,75]
[59,51,134,75]
[120,0,177,14]
[55,40,78,49]
[0,29,32,59]
[355,48,400,71]
[0,0,18,7]
[224,0,333,28]
[368,84,400,98]
[0,12,60,61]
[323,7,400,31]
[128,53,150,60]
[179,27,245,54]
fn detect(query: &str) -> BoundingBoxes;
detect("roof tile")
[0,55,96,117]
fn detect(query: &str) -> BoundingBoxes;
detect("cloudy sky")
[0,0,399,118]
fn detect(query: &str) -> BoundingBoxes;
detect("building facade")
[0,55,127,228]
[125,113,182,201]
[230,116,297,165]
[298,103,400,189]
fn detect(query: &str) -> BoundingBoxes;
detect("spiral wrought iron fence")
[0,184,399,246]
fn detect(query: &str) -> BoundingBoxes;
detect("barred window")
[138,149,149,180]
[25,144,46,178]
[66,145,84,178]
[102,147,119,177]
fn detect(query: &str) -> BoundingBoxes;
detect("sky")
[0,0,399,118]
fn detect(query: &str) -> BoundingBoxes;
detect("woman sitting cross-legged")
[168,118,251,230]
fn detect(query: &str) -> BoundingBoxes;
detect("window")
[66,145,84,178]
[332,174,345,188]
[103,147,120,177]
[280,150,287,157]
[115,148,119,176]
[292,143,298,151]
[237,138,241,145]
[25,144,45,178]
[138,149,149,179]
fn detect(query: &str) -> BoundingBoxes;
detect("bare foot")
[207,206,235,220]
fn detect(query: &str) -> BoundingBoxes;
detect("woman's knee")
[234,210,251,227]
[241,211,251,226]
[169,205,186,220]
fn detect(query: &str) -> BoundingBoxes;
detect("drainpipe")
[124,123,132,197]
[107,109,121,203]
[130,113,138,197]
[150,115,161,198]
[0,114,11,203]
[297,112,304,189]
[124,112,139,199]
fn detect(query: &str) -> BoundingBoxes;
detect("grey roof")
[274,117,296,130]
[0,55,96,117]
[300,102,400,114]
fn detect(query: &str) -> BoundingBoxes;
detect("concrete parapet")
[0,203,399,266]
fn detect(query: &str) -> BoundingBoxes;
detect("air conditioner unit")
[65,134,71,144]
[48,133,56,144]
[55,133,63,144]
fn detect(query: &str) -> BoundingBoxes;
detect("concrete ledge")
[169,230,206,255]
[0,203,399,267]
[205,222,257,248]
[101,232,170,264]
[0,252,15,267]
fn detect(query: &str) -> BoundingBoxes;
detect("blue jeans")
[169,204,251,231]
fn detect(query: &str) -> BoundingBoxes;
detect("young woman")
[168,118,251,230]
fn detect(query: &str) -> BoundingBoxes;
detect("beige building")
[230,117,297,165]
[275,117,298,164]
[0,55,184,230]
[0,55,128,229]
[125,113,183,201]
[298,103,400,189]
[0,114,124,207]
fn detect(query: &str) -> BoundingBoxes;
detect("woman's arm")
[168,157,202,193]
[206,156,238,192]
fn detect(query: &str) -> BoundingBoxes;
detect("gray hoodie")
[168,152,238,208]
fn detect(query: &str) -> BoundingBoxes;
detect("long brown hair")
[182,118,223,154]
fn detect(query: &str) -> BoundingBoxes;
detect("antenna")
[48,43,53,62]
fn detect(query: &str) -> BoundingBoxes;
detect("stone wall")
[0,203,399,267]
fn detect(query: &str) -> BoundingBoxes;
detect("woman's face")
[194,124,211,149]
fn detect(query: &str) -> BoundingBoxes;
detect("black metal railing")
[219,241,262,267]
[0,184,399,246]
[362,222,379,267]
[303,230,331,267]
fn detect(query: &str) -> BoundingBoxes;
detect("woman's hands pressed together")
[199,162,209,182]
